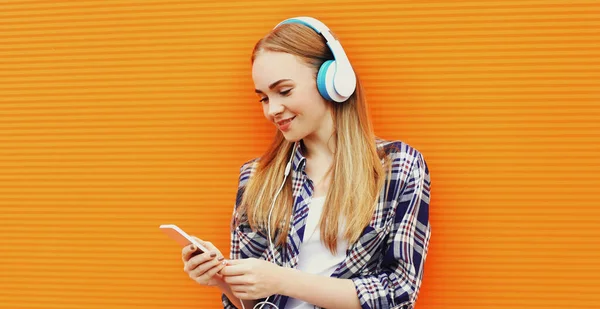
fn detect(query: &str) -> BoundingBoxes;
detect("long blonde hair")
[237,22,392,253]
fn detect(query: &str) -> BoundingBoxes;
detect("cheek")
[262,104,271,120]
[302,95,328,118]
[291,88,324,115]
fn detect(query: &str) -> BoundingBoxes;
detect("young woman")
[181,17,431,309]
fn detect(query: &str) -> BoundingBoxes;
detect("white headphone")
[274,17,357,103]
[244,142,297,309]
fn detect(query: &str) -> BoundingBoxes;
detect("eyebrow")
[255,79,292,94]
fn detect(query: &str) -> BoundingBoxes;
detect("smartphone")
[159,224,209,257]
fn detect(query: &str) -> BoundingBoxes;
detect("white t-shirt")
[285,196,348,309]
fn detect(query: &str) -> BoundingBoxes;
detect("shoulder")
[375,138,431,215]
[375,137,429,198]
[237,157,260,187]
[375,136,426,168]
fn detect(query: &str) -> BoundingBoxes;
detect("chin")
[282,135,301,143]
[281,132,304,143]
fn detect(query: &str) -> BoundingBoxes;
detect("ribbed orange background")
[1,1,599,308]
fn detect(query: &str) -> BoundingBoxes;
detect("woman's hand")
[182,237,227,287]
[220,258,284,300]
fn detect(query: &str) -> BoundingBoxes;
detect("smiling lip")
[277,116,296,131]
[276,116,296,126]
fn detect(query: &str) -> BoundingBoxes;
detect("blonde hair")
[237,23,392,253]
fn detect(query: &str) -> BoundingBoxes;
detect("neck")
[302,111,336,160]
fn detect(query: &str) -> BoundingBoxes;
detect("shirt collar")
[291,141,307,172]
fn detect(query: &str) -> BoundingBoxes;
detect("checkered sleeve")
[351,153,432,309]
[222,160,260,308]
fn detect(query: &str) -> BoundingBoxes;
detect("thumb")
[224,259,242,265]
[191,236,221,255]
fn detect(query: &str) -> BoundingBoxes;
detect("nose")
[267,98,285,118]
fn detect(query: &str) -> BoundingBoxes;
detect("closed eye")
[258,89,292,103]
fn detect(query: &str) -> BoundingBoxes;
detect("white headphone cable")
[239,142,296,309]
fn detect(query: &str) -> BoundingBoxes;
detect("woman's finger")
[191,236,223,257]
[181,244,194,261]
[223,274,247,285]
[184,251,217,272]
[202,259,227,279]
[219,263,247,277]
[189,255,223,278]
[231,288,250,300]
[182,244,205,263]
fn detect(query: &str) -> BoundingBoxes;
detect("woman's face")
[252,51,330,142]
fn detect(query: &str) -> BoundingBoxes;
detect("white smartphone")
[159,224,209,256]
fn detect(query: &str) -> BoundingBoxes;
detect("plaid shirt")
[222,138,431,309]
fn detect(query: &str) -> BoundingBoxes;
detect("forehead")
[252,51,312,90]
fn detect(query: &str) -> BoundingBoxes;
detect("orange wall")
[1,1,599,308]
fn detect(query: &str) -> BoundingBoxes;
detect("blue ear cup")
[318,59,347,102]
[317,60,335,101]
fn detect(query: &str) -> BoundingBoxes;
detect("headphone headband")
[273,17,357,102]
[276,17,335,42]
